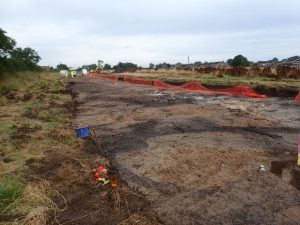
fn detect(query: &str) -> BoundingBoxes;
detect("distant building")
[200,61,228,67]
[255,58,279,67]
[280,56,300,67]
[41,66,50,71]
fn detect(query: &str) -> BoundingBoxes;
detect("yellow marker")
[111,175,118,187]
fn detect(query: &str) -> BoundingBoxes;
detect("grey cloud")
[0,0,299,67]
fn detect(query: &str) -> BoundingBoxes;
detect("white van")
[59,70,68,77]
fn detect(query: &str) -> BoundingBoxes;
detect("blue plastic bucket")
[75,126,89,138]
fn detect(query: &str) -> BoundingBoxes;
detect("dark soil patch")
[9,125,40,146]
[56,184,155,225]
[26,137,158,225]
[36,93,46,101]
[62,99,78,117]
[254,85,298,98]
[66,81,78,99]
[270,159,300,191]
[3,157,13,163]
[0,214,24,223]
[65,82,80,117]
[22,92,32,101]
[0,114,10,118]
[22,108,38,119]
[48,89,69,95]
[2,89,17,100]
[48,100,62,108]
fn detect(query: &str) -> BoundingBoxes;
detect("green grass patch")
[0,174,23,213]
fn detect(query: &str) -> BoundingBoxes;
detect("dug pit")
[270,159,300,191]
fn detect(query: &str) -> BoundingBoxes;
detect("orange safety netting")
[153,80,267,98]
[179,82,208,91]
[153,80,208,92]
[124,76,153,86]
[88,72,97,77]
[211,84,267,98]
[88,73,267,98]
[296,91,300,101]
[98,75,119,81]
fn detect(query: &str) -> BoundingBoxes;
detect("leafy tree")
[0,28,41,75]
[155,62,171,69]
[57,63,68,70]
[0,28,16,58]
[88,64,97,70]
[113,62,138,70]
[103,64,112,70]
[174,62,183,68]
[229,55,250,67]
[194,61,202,66]
[11,47,41,69]
[81,64,97,70]
[226,59,233,66]
[149,63,155,69]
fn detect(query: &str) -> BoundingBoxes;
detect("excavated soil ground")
[70,77,300,225]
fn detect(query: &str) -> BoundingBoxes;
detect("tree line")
[0,28,41,77]
[56,62,137,72]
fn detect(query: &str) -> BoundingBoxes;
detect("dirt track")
[71,77,300,225]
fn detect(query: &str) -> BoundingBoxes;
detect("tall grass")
[0,72,64,96]
[0,72,42,91]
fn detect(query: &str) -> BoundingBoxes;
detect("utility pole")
[188,56,190,64]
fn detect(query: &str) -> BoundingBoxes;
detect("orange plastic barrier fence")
[152,80,177,89]
[153,80,267,98]
[88,72,97,77]
[180,82,209,91]
[153,80,208,92]
[88,73,267,99]
[211,84,267,98]
[296,91,300,101]
[98,75,119,81]
[124,76,153,86]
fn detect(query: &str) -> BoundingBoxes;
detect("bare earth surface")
[70,77,300,225]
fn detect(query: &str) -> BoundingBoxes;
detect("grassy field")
[0,72,78,224]
[123,69,300,89]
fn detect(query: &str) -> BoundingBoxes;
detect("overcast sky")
[1,0,300,67]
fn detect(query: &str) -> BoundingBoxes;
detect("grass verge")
[0,72,74,224]
[123,69,300,89]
